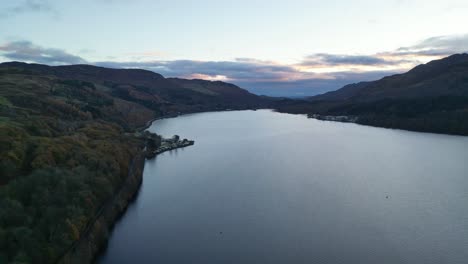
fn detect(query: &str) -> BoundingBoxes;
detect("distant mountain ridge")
[276,54,468,135]
[309,53,468,102]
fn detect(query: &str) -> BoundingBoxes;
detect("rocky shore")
[145,135,195,159]
[308,113,358,123]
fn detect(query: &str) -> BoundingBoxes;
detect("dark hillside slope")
[350,53,468,101]
[308,54,468,102]
[309,81,371,102]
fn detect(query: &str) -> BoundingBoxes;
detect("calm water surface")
[99,110,468,264]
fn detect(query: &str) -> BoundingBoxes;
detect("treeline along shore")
[57,132,194,264]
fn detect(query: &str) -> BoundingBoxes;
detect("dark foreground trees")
[0,69,145,263]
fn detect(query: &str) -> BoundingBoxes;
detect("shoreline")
[306,113,468,137]
[58,116,198,264]
[274,107,468,137]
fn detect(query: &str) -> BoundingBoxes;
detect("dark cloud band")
[0,0,57,19]
[0,41,86,65]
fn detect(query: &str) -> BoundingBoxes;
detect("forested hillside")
[0,62,266,263]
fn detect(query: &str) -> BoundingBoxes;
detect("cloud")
[300,53,399,67]
[0,0,58,18]
[0,41,87,65]
[395,34,468,56]
[298,35,468,71]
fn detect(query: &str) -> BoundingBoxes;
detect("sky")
[1,0,468,96]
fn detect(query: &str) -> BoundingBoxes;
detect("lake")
[98,110,468,264]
